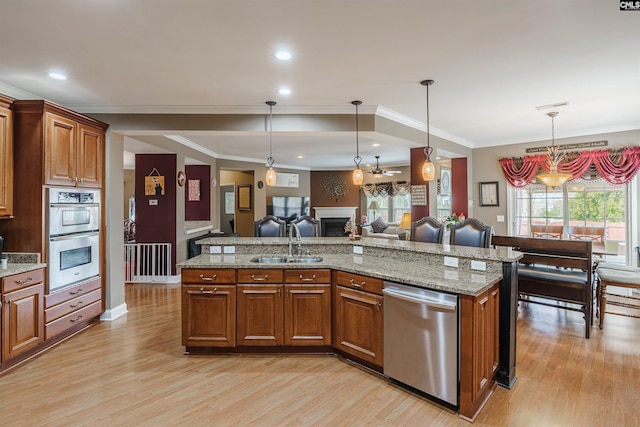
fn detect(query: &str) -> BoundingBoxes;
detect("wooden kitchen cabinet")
[333,271,384,367]
[45,111,103,188]
[0,96,13,218]
[45,277,102,340]
[1,269,45,362]
[459,283,500,421]
[236,269,332,347]
[284,269,331,346]
[182,269,236,348]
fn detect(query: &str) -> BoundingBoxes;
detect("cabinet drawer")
[334,271,383,295]
[284,269,331,284]
[2,268,45,293]
[237,269,283,283]
[45,277,101,308]
[45,288,102,323]
[181,268,236,284]
[45,300,102,339]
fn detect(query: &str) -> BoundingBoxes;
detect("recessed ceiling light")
[297,155,304,159]
[372,143,380,147]
[48,72,67,80]
[273,50,292,61]
[278,88,291,95]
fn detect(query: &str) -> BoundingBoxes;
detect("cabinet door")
[182,285,236,348]
[236,284,283,346]
[2,283,45,362]
[45,112,77,186]
[0,104,13,217]
[333,285,383,367]
[76,123,103,188]
[284,284,331,346]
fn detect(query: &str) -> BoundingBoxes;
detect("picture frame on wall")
[440,167,451,195]
[480,181,499,207]
[237,184,252,211]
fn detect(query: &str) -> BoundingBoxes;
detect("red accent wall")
[185,165,210,221]
[135,154,177,274]
[451,157,468,216]
[410,147,430,219]
[310,171,361,221]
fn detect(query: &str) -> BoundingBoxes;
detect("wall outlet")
[471,260,487,271]
[209,246,222,254]
[353,245,363,255]
[497,215,505,222]
[223,246,235,254]
[149,199,158,206]
[444,256,459,268]
[444,270,459,280]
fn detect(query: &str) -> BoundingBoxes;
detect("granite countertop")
[0,262,47,279]
[178,253,503,297]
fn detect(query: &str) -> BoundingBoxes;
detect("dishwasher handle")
[382,288,457,311]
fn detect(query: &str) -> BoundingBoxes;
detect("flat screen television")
[270,196,310,219]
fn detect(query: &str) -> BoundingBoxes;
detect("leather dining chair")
[410,216,445,244]
[290,215,320,237]
[449,218,493,248]
[254,215,286,237]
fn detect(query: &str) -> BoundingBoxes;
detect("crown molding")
[0,82,41,100]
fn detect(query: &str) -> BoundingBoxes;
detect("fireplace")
[321,217,350,237]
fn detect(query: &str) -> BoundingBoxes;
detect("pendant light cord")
[266,101,276,168]
[352,100,362,168]
[421,80,434,160]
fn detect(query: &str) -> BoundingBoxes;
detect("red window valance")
[499,146,640,188]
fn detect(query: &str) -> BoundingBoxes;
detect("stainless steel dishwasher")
[383,282,459,407]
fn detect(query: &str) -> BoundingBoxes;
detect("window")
[512,181,627,263]
[366,193,411,224]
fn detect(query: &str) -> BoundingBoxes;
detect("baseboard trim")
[100,303,128,321]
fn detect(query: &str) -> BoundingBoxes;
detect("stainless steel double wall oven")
[47,187,100,293]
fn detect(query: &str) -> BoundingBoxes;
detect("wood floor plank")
[1,283,639,426]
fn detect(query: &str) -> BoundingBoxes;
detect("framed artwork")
[440,167,451,195]
[188,179,200,201]
[144,175,165,196]
[238,184,252,211]
[480,181,499,207]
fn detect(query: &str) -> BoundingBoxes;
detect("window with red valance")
[499,146,640,188]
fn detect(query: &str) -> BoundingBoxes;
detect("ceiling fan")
[368,156,401,178]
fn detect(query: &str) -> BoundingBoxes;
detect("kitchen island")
[178,237,521,422]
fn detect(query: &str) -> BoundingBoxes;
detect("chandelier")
[536,111,572,189]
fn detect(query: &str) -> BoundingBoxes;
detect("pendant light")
[265,101,277,187]
[421,79,436,181]
[351,100,364,185]
[536,111,572,189]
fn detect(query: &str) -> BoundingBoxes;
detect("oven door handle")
[49,231,100,241]
[49,203,100,208]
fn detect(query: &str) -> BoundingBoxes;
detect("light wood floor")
[1,284,639,427]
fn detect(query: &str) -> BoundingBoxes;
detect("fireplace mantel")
[313,207,358,222]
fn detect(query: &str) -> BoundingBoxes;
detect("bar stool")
[595,262,640,329]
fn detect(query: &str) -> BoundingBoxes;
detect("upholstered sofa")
[361,218,403,240]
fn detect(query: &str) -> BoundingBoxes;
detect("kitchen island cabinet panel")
[236,284,283,346]
[182,284,236,348]
[333,285,383,368]
[284,284,331,346]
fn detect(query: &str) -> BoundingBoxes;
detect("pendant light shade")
[265,101,277,187]
[421,79,436,181]
[536,111,572,189]
[351,100,364,186]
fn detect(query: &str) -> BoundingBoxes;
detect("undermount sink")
[250,256,323,264]
[250,256,289,263]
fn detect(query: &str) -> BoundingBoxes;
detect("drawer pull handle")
[70,315,84,323]
[69,288,83,295]
[69,301,84,308]
[200,287,218,294]
[251,274,269,281]
[349,278,366,288]
[300,274,316,282]
[15,277,34,285]
[199,273,217,281]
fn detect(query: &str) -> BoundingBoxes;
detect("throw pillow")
[370,217,388,234]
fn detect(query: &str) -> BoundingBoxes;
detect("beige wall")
[472,129,640,236]
[123,169,135,220]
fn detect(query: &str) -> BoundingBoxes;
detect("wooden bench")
[492,236,593,338]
